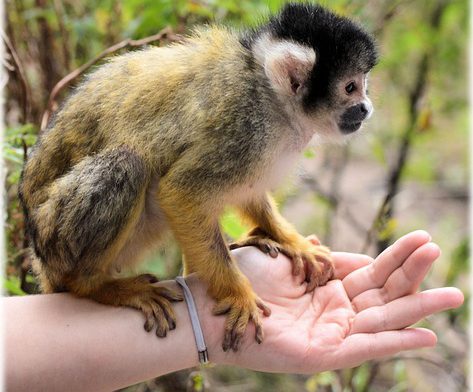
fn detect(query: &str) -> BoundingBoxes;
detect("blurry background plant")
[4,0,468,390]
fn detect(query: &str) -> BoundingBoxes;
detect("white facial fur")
[253,34,316,98]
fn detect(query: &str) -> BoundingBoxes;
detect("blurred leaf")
[416,107,433,132]
[305,371,336,391]
[22,7,56,23]
[140,253,169,278]
[7,170,21,185]
[94,8,110,35]
[25,274,36,284]
[221,209,248,239]
[4,276,26,296]
[378,218,398,242]
[5,123,36,139]
[392,360,407,387]
[303,147,316,159]
[388,382,409,392]
[352,363,370,390]
[305,375,317,392]
[442,237,469,324]
[403,153,436,183]
[446,238,469,285]
[4,125,37,183]
[189,371,204,392]
[370,138,386,165]
[3,146,24,165]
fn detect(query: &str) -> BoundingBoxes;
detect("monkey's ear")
[260,40,316,97]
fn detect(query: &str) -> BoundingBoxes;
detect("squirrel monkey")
[19,3,377,352]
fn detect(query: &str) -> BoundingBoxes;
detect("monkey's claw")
[126,274,184,337]
[230,235,281,258]
[140,285,184,337]
[299,245,333,292]
[275,242,333,292]
[213,294,271,352]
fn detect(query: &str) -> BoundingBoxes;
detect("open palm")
[215,231,463,373]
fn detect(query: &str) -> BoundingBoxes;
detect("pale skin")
[6,230,464,392]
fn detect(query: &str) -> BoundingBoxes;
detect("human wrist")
[158,275,227,367]
[181,274,266,369]
[180,274,227,366]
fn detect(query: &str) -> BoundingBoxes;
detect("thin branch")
[362,1,448,253]
[361,362,380,392]
[323,145,350,244]
[35,0,62,97]
[372,0,409,37]
[52,0,71,71]
[302,175,367,236]
[40,27,182,131]
[2,30,31,123]
[3,56,14,72]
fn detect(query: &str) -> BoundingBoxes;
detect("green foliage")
[4,123,37,188]
[445,239,469,325]
[369,138,387,166]
[303,147,317,159]
[305,371,337,391]
[402,152,436,183]
[4,123,37,164]
[391,360,408,391]
[189,371,204,392]
[220,208,248,239]
[352,363,371,391]
[4,276,27,296]
[4,124,38,271]
[140,253,168,277]
[447,238,469,286]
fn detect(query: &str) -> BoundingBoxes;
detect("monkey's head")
[246,3,378,143]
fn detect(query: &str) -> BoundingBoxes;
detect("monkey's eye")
[345,82,356,94]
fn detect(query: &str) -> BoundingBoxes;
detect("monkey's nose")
[341,103,370,123]
[351,103,369,120]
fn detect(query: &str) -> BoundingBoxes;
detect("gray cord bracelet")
[175,276,210,365]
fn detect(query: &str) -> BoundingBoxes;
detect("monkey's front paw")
[284,242,334,292]
[125,274,184,337]
[230,232,333,292]
[213,292,271,352]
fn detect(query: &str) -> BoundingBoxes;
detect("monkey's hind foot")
[213,288,271,352]
[88,274,183,337]
[230,229,334,293]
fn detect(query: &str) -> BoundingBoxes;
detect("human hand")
[199,230,463,373]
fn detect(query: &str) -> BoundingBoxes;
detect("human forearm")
[5,277,224,392]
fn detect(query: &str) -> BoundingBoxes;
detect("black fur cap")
[242,2,378,109]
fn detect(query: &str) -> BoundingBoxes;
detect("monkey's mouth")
[338,121,362,134]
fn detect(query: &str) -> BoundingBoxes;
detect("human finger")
[351,242,440,311]
[338,328,437,369]
[331,252,373,280]
[343,230,431,299]
[350,287,464,334]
